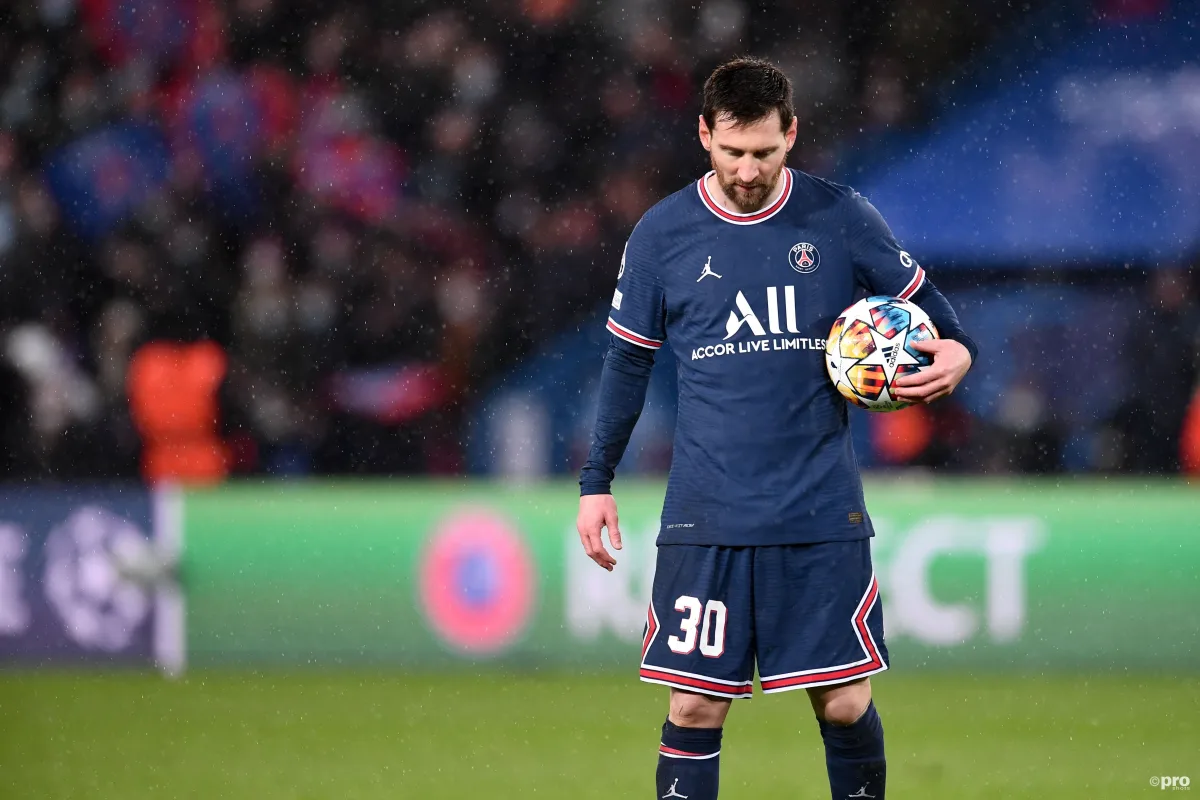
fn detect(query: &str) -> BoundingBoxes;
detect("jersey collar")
[697,168,792,225]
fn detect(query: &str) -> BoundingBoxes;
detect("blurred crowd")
[0,0,1194,480]
[0,0,1021,479]
[868,267,1200,476]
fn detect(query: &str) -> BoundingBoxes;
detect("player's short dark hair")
[702,57,794,132]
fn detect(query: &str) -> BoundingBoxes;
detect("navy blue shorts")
[639,540,888,698]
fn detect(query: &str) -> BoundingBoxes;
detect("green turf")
[1,671,1196,799]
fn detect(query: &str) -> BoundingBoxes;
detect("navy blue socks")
[656,719,722,799]
[818,701,886,799]
[653,703,884,798]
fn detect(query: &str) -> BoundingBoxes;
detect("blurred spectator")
[127,336,229,485]
[0,356,34,479]
[1116,268,1200,473]
[1181,388,1200,474]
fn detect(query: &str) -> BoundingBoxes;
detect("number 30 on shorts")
[667,596,727,658]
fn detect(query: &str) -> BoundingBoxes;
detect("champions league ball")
[825,295,939,412]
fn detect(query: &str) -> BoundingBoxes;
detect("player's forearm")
[910,281,979,365]
[579,337,656,495]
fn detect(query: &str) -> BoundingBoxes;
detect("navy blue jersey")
[606,168,935,546]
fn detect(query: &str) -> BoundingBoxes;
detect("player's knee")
[819,694,870,726]
[669,689,730,728]
[810,681,872,726]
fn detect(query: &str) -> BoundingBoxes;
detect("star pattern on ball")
[828,349,856,396]
[857,322,924,388]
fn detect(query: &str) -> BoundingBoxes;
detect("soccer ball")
[825,296,939,412]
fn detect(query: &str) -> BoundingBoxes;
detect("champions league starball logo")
[43,507,153,651]
[417,510,536,655]
[789,242,820,273]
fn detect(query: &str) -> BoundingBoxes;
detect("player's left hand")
[577,493,622,571]
[890,338,972,404]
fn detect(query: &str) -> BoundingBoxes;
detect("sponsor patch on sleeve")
[612,289,623,310]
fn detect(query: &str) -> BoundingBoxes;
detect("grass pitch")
[1,671,1196,799]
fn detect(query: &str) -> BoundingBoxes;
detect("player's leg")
[752,540,889,799]
[656,688,731,799]
[808,677,886,799]
[641,545,755,800]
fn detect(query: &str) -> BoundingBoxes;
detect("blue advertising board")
[0,487,181,673]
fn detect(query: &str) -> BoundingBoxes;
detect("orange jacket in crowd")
[1182,386,1200,475]
[126,340,229,485]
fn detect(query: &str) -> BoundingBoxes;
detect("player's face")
[699,111,797,213]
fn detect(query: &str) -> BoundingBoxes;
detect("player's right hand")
[577,494,622,571]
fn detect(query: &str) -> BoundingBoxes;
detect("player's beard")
[712,156,785,213]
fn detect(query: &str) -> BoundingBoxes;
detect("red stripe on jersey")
[759,660,882,690]
[641,604,658,661]
[659,745,715,758]
[639,668,754,696]
[759,578,883,691]
[607,318,662,349]
[899,266,926,300]
[698,169,792,223]
[857,579,883,666]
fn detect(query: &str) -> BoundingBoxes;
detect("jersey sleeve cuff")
[579,463,614,496]
[949,332,979,365]
[607,317,663,350]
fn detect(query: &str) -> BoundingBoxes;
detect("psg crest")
[789,242,820,274]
